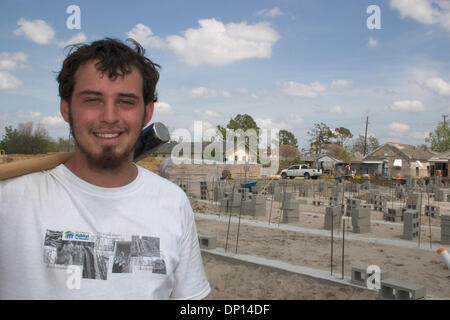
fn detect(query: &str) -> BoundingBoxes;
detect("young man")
[0,38,211,299]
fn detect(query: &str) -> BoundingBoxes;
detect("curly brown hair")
[57,38,160,105]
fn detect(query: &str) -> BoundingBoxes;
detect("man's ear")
[60,99,70,123]
[143,102,154,127]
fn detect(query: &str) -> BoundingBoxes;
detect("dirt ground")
[191,196,450,300]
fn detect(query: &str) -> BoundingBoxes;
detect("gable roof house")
[428,150,450,178]
[363,142,434,178]
[152,140,258,164]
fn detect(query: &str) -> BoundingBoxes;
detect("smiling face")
[60,60,153,170]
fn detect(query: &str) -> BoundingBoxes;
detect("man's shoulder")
[0,169,54,198]
[137,165,187,198]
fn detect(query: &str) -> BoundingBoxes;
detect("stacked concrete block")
[402,209,420,240]
[281,197,300,223]
[424,205,440,218]
[372,195,386,212]
[345,198,361,217]
[324,206,342,230]
[299,184,314,198]
[384,208,403,222]
[328,196,339,206]
[406,193,420,210]
[345,183,360,193]
[441,215,450,245]
[237,187,250,201]
[251,195,267,217]
[318,181,327,193]
[435,189,445,202]
[351,207,371,233]
[220,191,242,213]
[361,181,371,191]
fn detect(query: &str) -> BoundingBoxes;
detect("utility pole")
[363,116,369,156]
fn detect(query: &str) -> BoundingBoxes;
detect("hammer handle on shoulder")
[0,152,73,181]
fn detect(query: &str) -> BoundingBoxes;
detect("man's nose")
[100,100,119,123]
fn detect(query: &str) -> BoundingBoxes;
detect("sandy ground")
[191,196,450,299]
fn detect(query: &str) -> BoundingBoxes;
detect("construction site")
[2,154,450,300]
[154,157,450,300]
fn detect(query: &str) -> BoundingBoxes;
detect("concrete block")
[353,225,371,233]
[352,217,370,227]
[379,278,426,300]
[282,211,299,223]
[351,207,371,219]
[350,266,390,287]
[198,235,217,250]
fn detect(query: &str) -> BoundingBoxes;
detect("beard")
[68,107,144,171]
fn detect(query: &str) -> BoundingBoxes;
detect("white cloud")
[368,37,379,47]
[280,81,326,98]
[42,115,66,126]
[425,77,450,96]
[330,105,344,114]
[165,19,279,66]
[126,24,167,49]
[331,79,352,89]
[154,102,174,115]
[16,111,41,119]
[193,109,221,119]
[390,100,425,112]
[256,7,284,17]
[58,32,87,48]
[235,88,248,93]
[0,52,27,70]
[189,86,232,98]
[256,115,303,130]
[0,72,22,89]
[412,131,430,139]
[388,121,410,133]
[389,0,450,31]
[14,18,55,45]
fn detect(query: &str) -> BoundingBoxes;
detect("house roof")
[429,150,450,162]
[365,142,434,161]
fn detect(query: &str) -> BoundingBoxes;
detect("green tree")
[0,122,65,154]
[307,122,336,155]
[351,134,379,155]
[278,129,298,148]
[425,120,450,152]
[216,114,260,140]
[334,127,353,147]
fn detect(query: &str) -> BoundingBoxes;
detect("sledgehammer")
[0,122,170,181]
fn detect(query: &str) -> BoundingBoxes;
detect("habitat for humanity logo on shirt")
[63,230,90,241]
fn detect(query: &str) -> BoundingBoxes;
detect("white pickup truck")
[280,164,322,180]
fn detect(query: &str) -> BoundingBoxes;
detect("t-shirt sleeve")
[170,197,211,300]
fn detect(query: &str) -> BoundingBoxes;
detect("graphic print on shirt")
[43,229,167,280]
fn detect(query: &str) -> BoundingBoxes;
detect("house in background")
[152,140,258,164]
[428,150,450,178]
[363,142,434,178]
[317,154,343,174]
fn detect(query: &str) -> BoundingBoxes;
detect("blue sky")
[1,0,449,151]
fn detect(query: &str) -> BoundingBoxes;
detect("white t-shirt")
[0,164,211,300]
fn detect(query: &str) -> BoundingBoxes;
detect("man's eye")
[85,98,100,103]
[119,100,135,105]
